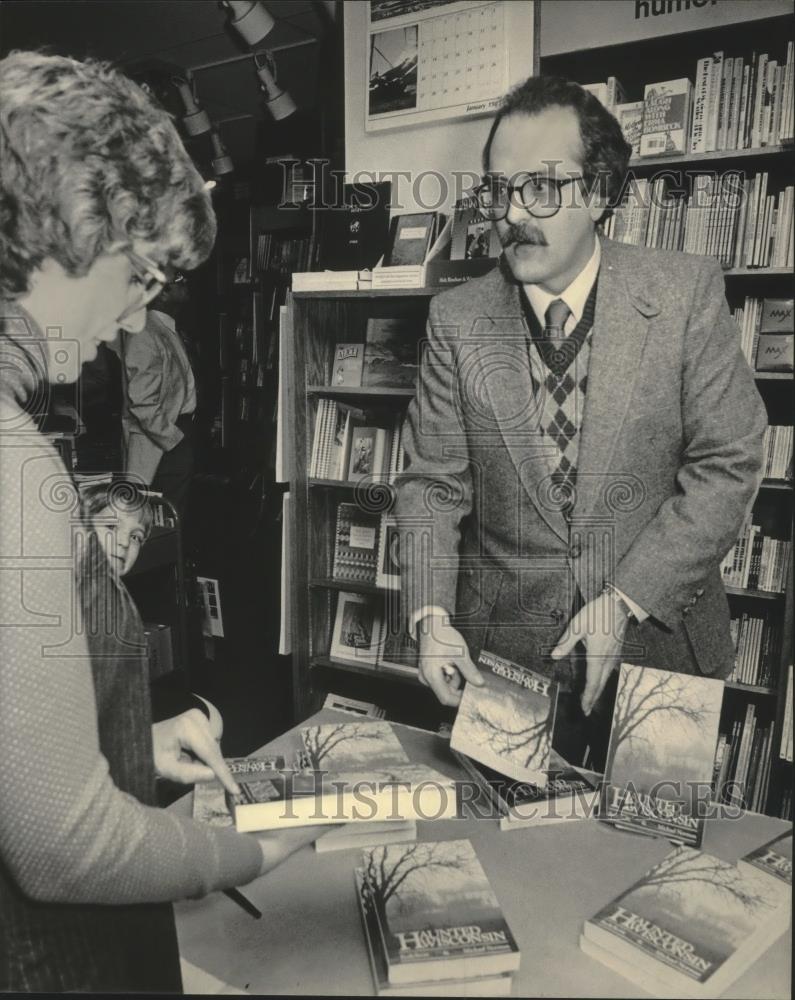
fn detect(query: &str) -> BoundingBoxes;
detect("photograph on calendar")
[368,25,418,116]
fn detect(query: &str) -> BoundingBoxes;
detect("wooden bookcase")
[284,288,450,729]
[540,7,794,817]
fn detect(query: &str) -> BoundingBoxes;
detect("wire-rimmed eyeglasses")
[116,249,167,323]
[474,173,587,221]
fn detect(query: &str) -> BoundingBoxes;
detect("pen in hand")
[223,887,261,919]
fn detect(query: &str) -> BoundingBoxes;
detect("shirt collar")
[523,236,601,330]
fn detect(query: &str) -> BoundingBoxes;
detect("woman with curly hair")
[0,51,324,992]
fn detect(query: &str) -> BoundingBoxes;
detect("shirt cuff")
[409,606,451,640]
[611,587,648,623]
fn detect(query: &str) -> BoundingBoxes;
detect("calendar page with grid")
[366,0,510,132]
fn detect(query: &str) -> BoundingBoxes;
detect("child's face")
[93,506,147,577]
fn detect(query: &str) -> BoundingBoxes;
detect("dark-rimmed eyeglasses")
[474,173,587,221]
[117,249,167,323]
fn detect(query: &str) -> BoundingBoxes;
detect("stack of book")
[192,754,286,828]
[355,839,520,996]
[371,265,427,290]
[293,270,367,292]
[604,172,794,270]
[730,299,795,373]
[720,520,790,593]
[714,703,775,812]
[580,834,792,998]
[228,720,458,832]
[728,611,781,688]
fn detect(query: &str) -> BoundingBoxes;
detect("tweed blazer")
[394,237,767,683]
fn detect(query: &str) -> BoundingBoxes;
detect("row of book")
[761,424,794,481]
[603,173,794,271]
[309,402,404,484]
[720,521,790,594]
[732,299,795,375]
[329,590,417,676]
[715,703,775,814]
[333,504,400,590]
[781,664,793,765]
[728,613,780,689]
[593,43,794,158]
[255,232,311,277]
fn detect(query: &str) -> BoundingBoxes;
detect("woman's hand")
[151,709,239,795]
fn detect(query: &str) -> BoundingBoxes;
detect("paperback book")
[228,763,458,832]
[347,425,388,482]
[330,591,382,667]
[450,649,558,785]
[640,78,693,156]
[354,868,513,996]
[449,195,502,262]
[317,819,417,854]
[333,503,380,584]
[383,212,439,267]
[332,342,364,386]
[742,830,792,885]
[600,663,725,848]
[454,749,599,829]
[581,844,792,998]
[362,317,418,388]
[192,754,285,827]
[376,514,401,590]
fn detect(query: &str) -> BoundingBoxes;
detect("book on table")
[358,838,520,987]
[450,649,558,786]
[599,663,724,848]
[580,841,792,998]
[353,868,513,996]
[454,748,599,830]
[192,754,285,827]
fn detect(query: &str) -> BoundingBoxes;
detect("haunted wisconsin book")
[600,663,725,847]
[451,650,558,785]
[358,839,520,987]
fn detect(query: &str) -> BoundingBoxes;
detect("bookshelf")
[540,2,793,819]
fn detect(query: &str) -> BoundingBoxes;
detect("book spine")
[716,57,733,151]
[705,52,724,152]
[737,63,751,150]
[690,57,712,154]
[752,53,769,149]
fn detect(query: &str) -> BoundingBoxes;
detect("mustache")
[500,223,548,249]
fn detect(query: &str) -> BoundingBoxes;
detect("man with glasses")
[395,75,766,768]
[116,264,198,518]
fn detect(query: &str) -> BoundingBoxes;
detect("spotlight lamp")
[224,1,275,46]
[173,76,212,136]
[210,130,234,176]
[254,51,297,121]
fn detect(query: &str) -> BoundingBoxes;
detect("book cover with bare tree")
[582,845,791,995]
[600,664,725,847]
[450,649,558,785]
[360,839,520,985]
[301,720,409,770]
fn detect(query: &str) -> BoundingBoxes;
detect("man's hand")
[152,709,240,795]
[417,612,484,707]
[550,591,630,716]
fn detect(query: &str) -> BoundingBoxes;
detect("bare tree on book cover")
[464,704,551,772]
[302,722,405,770]
[592,847,787,978]
[605,668,721,808]
[361,841,485,939]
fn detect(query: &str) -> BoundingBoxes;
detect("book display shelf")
[541,5,794,820]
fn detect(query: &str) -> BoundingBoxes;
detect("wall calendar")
[366,0,512,132]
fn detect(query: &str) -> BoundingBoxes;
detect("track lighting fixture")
[173,76,212,136]
[224,1,275,47]
[210,130,234,176]
[254,51,296,121]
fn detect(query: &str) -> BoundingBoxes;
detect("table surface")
[174,710,793,998]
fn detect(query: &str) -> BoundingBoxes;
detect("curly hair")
[482,75,632,211]
[0,51,216,299]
